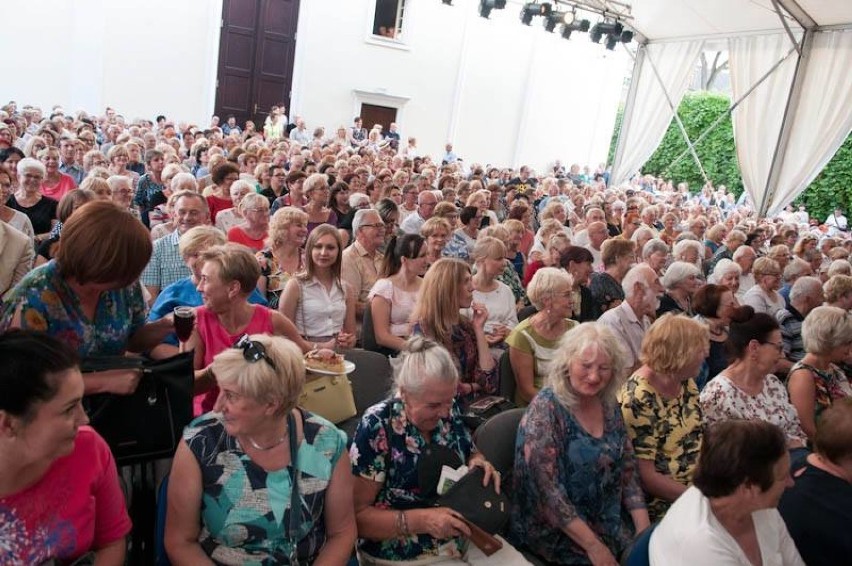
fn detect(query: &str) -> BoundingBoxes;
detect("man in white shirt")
[825,208,848,237]
[598,264,662,372]
[733,245,757,298]
[399,190,437,235]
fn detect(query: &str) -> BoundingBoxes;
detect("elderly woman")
[708,258,743,302]
[226,192,269,251]
[559,245,599,322]
[10,157,58,243]
[591,238,636,315]
[205,162,240,224]
[215,179,252,233]
[38,146,76,201]
[706,229,747,275]
[659,212,681,246]
[1,201,174,394]
[107,174,138,219]
[523,231,571,287]
[0,167,34,240]
[186,244,311,415]
[166,334,356,564]
[466,236,519,352]
[0,331,131,565]
[703,223,728,260]
[351,337,518,564]
[824,274,852,310]
[368,233,426,353]
[657,261,702,317]
[699,308,807,449]
[650,420,803,565]
[420,216,452,268]
[106,144,139,187]
[258,207,308,309]
[35,188,96,266]
[743,257,785,316]
[303,173,337,235]
[767,244,792,272]
[692,284,740,388]
[527,218,567,266]
[411,258,497,407]
[620,315,708,521]
[642,238,670,275]
[510,322,649,563]
[506,268,579,406]
[778,398,852,565]
[787,306,852,442]
[673,238,704,272]
[443,206,480,262]
[280,224,357,350]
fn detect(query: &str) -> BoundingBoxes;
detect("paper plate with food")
[304,349,356,375]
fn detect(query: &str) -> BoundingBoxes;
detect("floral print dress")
[509,388,647,564]
[788,361,851,422]
[619,374,703,520]
[350,398,475,561]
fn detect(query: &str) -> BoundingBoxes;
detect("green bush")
[608,91,852,220]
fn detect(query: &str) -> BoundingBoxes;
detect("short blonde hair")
[827,259,852,278]
[527,267,573,311]
[179,225,226,258]
[200,243,261,295]
[802,306,852,355]
[481,224,508,241]
[471,236,506,262]
[503,218,525,236]
[640,314,709,374]
[824,274,852,304]
[420,217,452,238]
[268,206,308,248]
[547,322,628,409]
[211,334,305,416]
[753,257,781,278]
[238,192,269,214]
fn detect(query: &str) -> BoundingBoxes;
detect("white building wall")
[293,0,631,172]
[1,0,221,126]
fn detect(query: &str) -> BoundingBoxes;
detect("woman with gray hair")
[657,261,703,317]
[351,336,513,564]
[672,238,703,272]
[642,238,670,275]
[166,334,356,564]
[509,322,649,564]
[708,258,743,303]
[743,257,785,316]
[9,157,57,243]
[787,305,852,442]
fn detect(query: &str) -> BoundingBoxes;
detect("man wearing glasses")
[342,209,385,327]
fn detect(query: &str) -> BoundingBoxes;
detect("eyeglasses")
[361,222,385,229]
[234,334,276,369]
[760,340,784,352]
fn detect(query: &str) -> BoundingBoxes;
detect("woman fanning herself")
[650,420,803,566]
[620,314,708,521]
[506,268,579,406]
[0,331,130,565]
[411,258,497,407]
[166,334,355,565]
[280,224,357,350]
[510,323,649,564]
[368,233,427,353]
[186,244,313,415]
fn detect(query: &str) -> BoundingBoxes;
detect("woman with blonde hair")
[411,258,497,407]
[419,216,452,267]
[510,322,649,563]
[620,314,708,520]
[743,257,785,316]
[524,231,571,287]
[527,218,567,265]
[227,192,270,251]
[466,236,519,353]
[258,206,308,309]
[303,173,337,235]
[506,267,579,406]
[280,224,356,350]
[37,146,76,201]
[824,274,852,310]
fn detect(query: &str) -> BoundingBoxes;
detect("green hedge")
[608,91,852,220]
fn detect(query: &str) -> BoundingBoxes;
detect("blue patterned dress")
[509,387,646,564]
[350,398,475,561]
[185,409,347,565]
[0,261,146,356]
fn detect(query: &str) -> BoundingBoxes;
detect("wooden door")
[360,104,398,134]
[215,0,300,128]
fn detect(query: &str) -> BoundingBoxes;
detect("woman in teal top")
[165,334,356,565]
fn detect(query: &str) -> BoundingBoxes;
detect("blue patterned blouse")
[509,387,646,564]
[185,409,347,565]
[350,398,475,561]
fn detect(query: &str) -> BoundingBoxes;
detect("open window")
[372,0,406,40]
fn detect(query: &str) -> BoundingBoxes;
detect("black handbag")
[461,395,516,430]
[81,352,194,466]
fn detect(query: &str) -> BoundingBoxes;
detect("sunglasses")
[234,334,276,369]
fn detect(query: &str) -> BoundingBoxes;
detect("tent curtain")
[765,30,852,216]
[611,40,703,186]
[728,33,798,211]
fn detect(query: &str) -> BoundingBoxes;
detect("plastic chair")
[472,408,525,475]
[339,349,394,438]
[518,305,538,322]
[498,350,517,402]
[154,473,171,566]
[620,523,658,566]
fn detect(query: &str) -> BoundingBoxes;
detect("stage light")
[520,2,552,26]
[620,30,634,43]
[479,0,507,19]
[544,10,574,33]
[560,18,590,40]
[605,35,618,50]
[442,0,452,4]
[590,20,623,43]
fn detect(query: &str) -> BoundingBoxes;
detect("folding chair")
[339,349,394,438]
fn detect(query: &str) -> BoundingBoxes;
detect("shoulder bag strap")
[288,410,301,565]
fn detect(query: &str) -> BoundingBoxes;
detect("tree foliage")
[608,91,852,220]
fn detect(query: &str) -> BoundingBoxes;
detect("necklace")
[247,425,288,451]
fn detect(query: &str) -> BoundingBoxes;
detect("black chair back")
[498,350,517,402]
[340,349,394,438]
[472,408,526,475]
[361,302,398,357]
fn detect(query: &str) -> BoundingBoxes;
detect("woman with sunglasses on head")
[166,333,356,565]
[184,244,315,416]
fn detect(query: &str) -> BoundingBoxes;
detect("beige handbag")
[299,372,357,423]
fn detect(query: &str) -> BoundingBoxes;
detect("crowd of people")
[1,99,851,565]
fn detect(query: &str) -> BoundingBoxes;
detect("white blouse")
[294,277,347,339]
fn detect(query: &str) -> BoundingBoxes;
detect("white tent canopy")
[609,0,852,217]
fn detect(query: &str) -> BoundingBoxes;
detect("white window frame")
[352,89,411,131]
[365,0,414,51]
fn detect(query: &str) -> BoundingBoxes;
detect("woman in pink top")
[38,146,76,201]
[0,330,131,566]
[186,244,316,414]
[205,162,239,225]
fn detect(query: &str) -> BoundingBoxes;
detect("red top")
[228,225,267,251]
[40,174,76,201]
[206,194,233,225]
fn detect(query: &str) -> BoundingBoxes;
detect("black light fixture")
[561,18,590,40]
[544,10,574,33]
[479,0,507,19]
[520,2,552,26]
[442,0,452,4]
[590,20,623,43]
